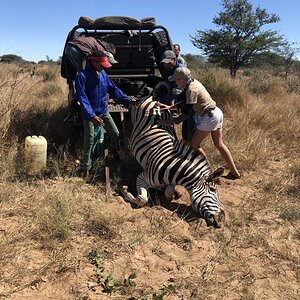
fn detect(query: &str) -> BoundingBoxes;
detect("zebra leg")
[164,185,182,201]
[121,173,149,207]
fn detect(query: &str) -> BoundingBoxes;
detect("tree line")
[0,54,62,66]
[1,0,299,78]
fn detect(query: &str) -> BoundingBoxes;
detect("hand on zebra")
[128,96,139,109]
[157,102,174,110]
[129,96,138,102]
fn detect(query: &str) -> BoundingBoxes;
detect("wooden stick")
[104,148,111,198]
[120,111,129,163]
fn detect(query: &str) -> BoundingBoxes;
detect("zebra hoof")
[120,186,148,207]
[165,185,182,201]
[127,195,148,207]
[121,185,129,194]
[134,197,148,207]
[205,209,225,228]
[174,189,182,200]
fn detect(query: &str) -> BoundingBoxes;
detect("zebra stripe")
[122,96,225,227]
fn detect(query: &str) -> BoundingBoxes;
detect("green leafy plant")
[88,249,137,294]
[124,273,137,287]
[152,284,175,300]
[280,207,300,221]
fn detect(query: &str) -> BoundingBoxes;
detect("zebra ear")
[206,167,225,182]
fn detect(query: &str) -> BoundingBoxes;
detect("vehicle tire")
[154,30,169,48]
[153,31,173,79]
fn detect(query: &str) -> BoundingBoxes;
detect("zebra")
[121,96,225,228]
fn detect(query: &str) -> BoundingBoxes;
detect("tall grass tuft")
[37,82,63,98]
[193,68,247,106]
[35,65,59,82]
[37,188,73,241]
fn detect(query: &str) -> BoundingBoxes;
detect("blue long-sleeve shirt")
[75,63,130,120]
[169,61,185,94]
[159,61,186,105]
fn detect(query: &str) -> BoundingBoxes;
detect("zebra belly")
[133,135,175,169]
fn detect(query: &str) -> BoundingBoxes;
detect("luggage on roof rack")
[78,16,157,29]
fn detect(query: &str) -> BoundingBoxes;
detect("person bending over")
[158,67,240,180]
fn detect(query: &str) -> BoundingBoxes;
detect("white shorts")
[193,106,223,131]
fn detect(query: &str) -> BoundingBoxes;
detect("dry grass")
[0,63,299,299]
[191,68,300,172]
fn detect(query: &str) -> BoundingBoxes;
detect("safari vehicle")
[61,16,174,114]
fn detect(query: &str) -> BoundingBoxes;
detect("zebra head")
[190,167,225,228]
[130,81,171,124]
[130,96,161,124]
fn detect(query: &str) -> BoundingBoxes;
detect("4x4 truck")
[61,16,174,112]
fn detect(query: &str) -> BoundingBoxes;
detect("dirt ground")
[0,161,299,300]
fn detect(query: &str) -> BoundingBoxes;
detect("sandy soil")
[0,166,299,300]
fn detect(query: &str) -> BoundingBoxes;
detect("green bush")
[280,207,300,221]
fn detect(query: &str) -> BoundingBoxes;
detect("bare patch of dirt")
[0,167,299,300]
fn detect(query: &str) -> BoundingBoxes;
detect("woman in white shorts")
[193,106,223,131]
[160,67,240,180]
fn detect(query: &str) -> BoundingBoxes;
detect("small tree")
[183,54,207,69]
[190,0,283,77]
[278,41,300,80]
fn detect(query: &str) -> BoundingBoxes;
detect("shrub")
[38,82,63,98]
[193,69,246,106]
[280,207,300,221]
[35,65,59,82]
[37,189,73,240]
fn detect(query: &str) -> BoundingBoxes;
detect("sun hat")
[88,50,112,68]
[161,50,176,64]
[168,67,191,81]
[104,51,118,64]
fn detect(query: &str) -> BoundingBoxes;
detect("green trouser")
[82,112,119,171]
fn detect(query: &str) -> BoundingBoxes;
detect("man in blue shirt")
[75,50,131,176]
[160,50,185,105]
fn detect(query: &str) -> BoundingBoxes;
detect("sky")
[1,0,300,62]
